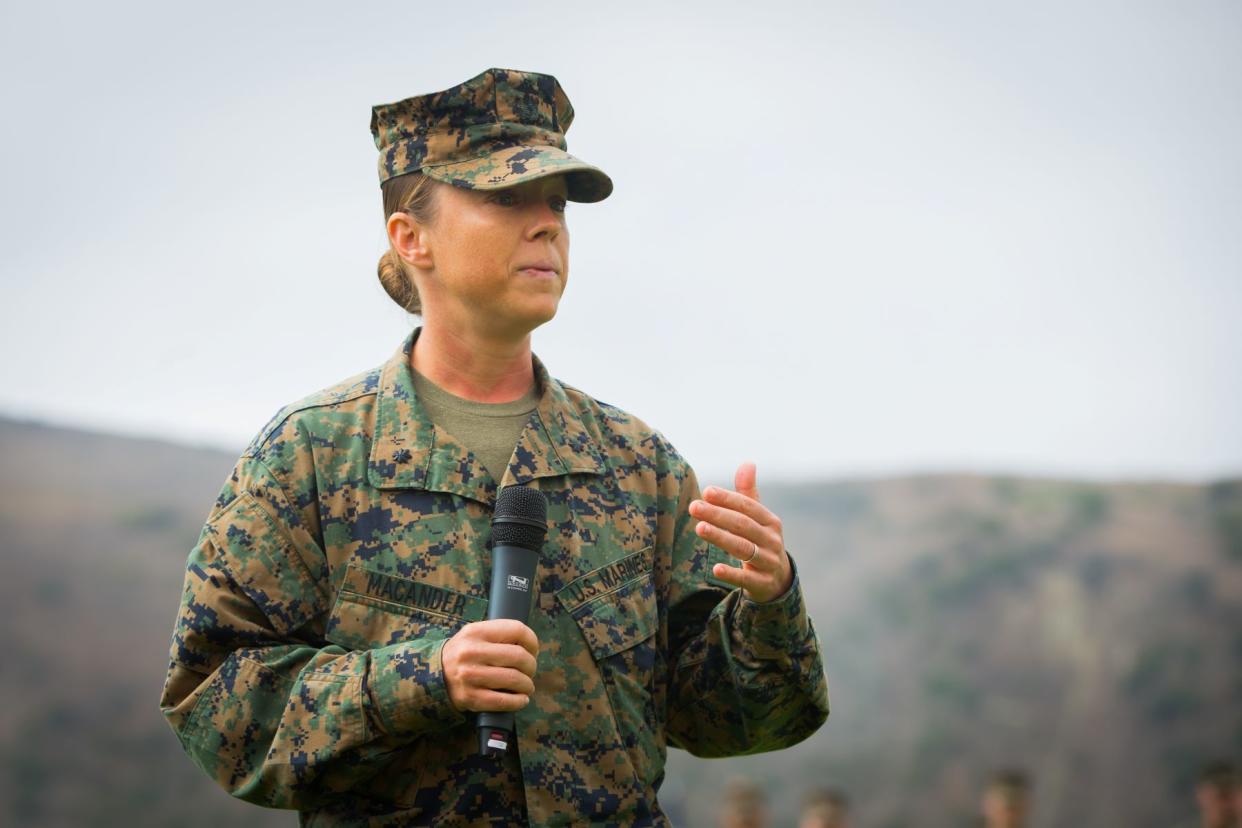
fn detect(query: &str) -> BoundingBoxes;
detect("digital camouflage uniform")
[158,68,829,827]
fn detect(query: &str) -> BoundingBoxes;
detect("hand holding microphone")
[440,485,547,757]
[441,619,539,713]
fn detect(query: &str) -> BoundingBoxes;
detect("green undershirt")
[411,367,541,485]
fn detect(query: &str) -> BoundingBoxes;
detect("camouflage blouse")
[159,327,828,826]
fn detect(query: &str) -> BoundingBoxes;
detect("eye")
[490,191,519,207]
[549,196,567,214]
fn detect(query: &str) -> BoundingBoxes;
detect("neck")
[410,319,537,403]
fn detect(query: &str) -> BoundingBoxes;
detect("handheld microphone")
[478,484,548,757]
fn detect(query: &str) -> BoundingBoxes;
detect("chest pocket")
[558,550,658,658]
[325,559,489,651]
[556,546,661,788]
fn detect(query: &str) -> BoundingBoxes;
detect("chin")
[525,300,561,327]
[498,305,559,338]
[525,312,558,333]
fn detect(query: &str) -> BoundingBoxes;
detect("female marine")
[159,67,828,827]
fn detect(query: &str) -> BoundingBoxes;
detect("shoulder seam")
[558,379,621,417]
[244,373,379,458]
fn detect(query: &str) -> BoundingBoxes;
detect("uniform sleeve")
[158,452,464,810]
[662,462,829,756]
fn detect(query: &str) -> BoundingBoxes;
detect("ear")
[387,212,434,270]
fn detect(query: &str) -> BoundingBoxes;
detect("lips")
[517,261,559,278]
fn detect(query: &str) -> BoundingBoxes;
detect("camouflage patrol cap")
[370,67,613,202]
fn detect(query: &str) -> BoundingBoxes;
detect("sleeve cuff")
[367,637,466,738]
[735,552,812,655]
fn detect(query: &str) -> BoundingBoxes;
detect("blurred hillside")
[1,415,1239,827]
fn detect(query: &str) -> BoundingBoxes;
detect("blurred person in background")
[981,769,1032,828]
[1187,760,1239,828]
[718,776,769,828]
[157,67,829,826]
[1233,762,1242,828]
[799,787,850,828]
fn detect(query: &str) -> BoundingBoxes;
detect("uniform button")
[392,448,412,463]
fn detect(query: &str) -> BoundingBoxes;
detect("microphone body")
[478,486,548,757]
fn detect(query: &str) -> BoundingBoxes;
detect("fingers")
[458,664,537,697]
[734,461,759,501]
[450,638,539,677]
[465,689,533,713]
[691,463,793,603]
[711,554,790,604]
[710,560,753,592]
[442,620,541,713]
[701,483,779,528]
[694,518,769,568]
[689,497,780,560]
[467,618,540,656]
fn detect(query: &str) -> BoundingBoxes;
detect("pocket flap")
[556,548,657,659]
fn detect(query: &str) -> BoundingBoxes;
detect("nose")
[525,200,563,242]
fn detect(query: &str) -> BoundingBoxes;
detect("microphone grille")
[494,485,548,525]
[492,485,549,551]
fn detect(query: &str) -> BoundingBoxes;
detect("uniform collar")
[367,327,608,503]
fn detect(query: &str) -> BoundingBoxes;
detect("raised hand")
[689,461,793,603]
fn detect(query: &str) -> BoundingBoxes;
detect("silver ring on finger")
[742,541,759,564]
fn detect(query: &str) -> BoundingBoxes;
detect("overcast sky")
[2,1,1239,484]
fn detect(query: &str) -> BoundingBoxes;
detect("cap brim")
[422,144,613,203]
